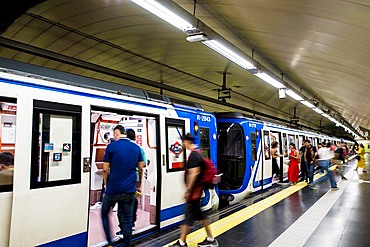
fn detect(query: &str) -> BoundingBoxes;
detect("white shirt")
[317,147,334,160]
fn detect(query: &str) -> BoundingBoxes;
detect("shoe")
[341,175,348,180]
[308,184,317,190]
[198,238,219,247]
[115,230,123,238]
[363,170,367,173]
[90,202,101,209]
[168,240,187,247]
[331,186,339,190]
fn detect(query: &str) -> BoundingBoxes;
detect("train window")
[199,127,210,159]
[295,135,299,148]
[218,123,244,158]
[299,135,305,146]
[0,98,17,192]
[217,123,245,190]
[263,131,271,160]
[282,133,288,157]
[250,132,257,161]
[166,119,185,172]
[30,100,81,189]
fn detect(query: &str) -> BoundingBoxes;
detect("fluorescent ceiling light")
[131,0,195,32]
[301,100,315,108]
[286,89,304,101]
[255,72,285,89]
[202,40,256,70]
[321,113,330,118]
[313,108,324,114]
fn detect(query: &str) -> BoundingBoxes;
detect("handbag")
[356,155,361,161]
[284,159,291,166]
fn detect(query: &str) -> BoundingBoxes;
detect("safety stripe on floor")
[268,166,356,247]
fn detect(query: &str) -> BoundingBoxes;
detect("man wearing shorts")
[169,133,218,247]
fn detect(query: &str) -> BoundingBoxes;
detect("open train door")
[8,98,90,247]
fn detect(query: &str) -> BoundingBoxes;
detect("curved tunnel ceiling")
[0,0,369,138]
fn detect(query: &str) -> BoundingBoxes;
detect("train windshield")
[217,123,245,190]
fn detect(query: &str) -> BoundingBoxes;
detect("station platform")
[128,156,369,247]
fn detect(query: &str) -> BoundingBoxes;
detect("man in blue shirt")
[101,125,144,246]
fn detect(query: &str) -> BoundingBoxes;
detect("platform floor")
[126,156,369,247]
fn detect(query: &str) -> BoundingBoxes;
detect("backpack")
[195,150,220,189]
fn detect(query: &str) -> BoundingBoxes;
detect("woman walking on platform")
[355,143,367,172]
[288,143,299,185]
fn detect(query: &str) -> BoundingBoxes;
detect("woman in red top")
[288,143,300,185]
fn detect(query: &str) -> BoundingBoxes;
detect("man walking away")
[101,125,144,247]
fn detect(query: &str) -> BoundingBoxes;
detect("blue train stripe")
[35,232,86,247]
[160,190,210,221]
[0,78,167,110]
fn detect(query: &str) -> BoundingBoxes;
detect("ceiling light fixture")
[286,89,304,101]
[301,100,315,108]
[255,72,285,89]
[131,0,196,32]
[202,40,256,70]
[313,107,324,114]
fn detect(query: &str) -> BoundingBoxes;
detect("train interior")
[0,101,16,158]
[88,110,158,246]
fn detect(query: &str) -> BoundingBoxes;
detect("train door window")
[0,97,17,192]
[299,135,305,146]
[250,132,257,161]
[199,127,210,158]
[217,123,245,190]
[282,133,288,157]
[166,119,185,172]
[295,135,299,148]
[288,134,297,148]
[263,131,271,160]
[30,100,81,189]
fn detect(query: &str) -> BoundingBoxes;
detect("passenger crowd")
[272,139,366,190]
[93,125,365,247]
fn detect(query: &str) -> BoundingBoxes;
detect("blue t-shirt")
[103,138,143,195]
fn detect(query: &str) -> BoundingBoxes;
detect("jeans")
[318,160,337,187]
[118,198,138,230]
[307,162,315,184]
[101,193,135,246]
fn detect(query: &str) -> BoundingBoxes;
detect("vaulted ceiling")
[1,0,369,139]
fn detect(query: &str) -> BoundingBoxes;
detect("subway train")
[0,58,347,247]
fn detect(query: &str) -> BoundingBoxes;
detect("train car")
[0,58,218,247]
[216,112,347,205]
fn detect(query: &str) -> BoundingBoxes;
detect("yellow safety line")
[164,165,337,247]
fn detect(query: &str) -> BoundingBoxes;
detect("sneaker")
[115,230,123,238]
[331,186,339,190]
[168,240,187,247]
[198,238,219,247]
[308,184,317,190]
[90,202,101,209]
